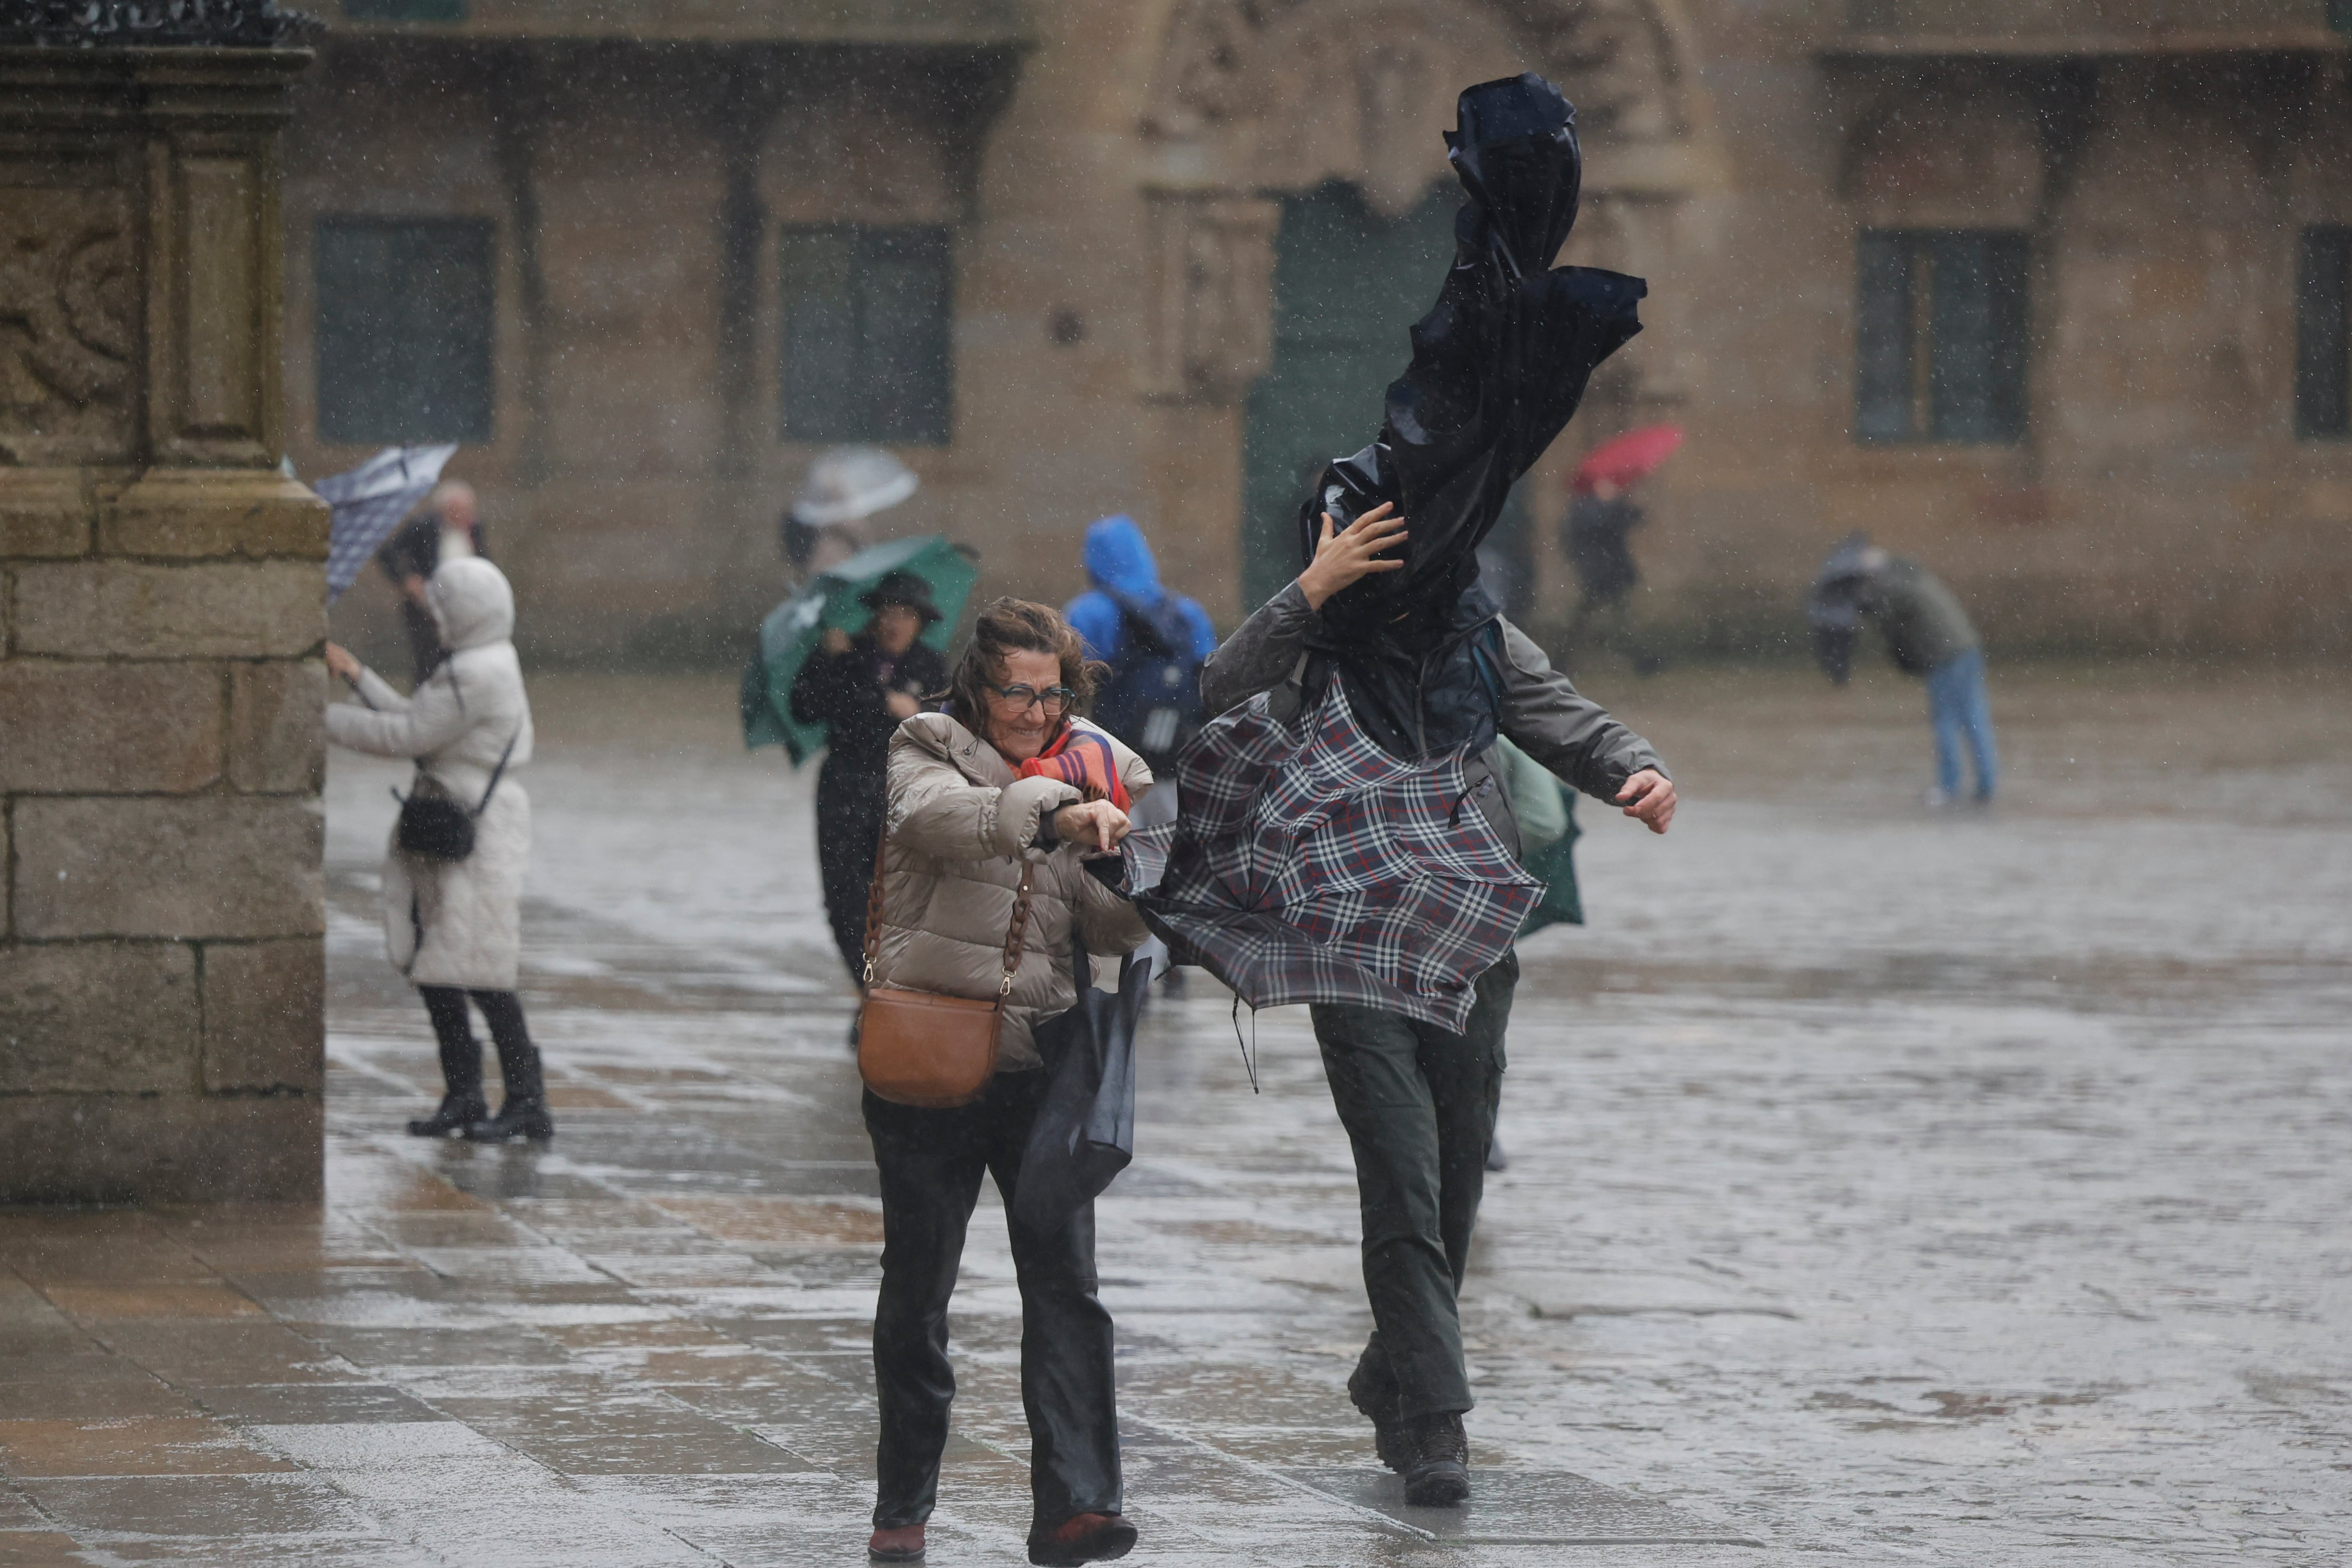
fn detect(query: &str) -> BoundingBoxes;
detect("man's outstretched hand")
[1615,769,1677,834]
[1296,502,1408,611]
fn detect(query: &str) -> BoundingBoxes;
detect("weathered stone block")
[14,797,324,940]
[13,560,321,658]
[0,661,223,792]
[0,1095,322,1205]
[227,659,325,793]
[0,469,89,559]
[101,470,329,560]
[0,941,199,1094]
[201,939,323,1093]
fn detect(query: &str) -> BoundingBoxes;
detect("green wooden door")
[1240,181,1459,612]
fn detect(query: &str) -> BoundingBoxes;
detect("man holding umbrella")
[790,571,951,981]
[1809,534,1997,806]
[1561,423,1680,675]
[1166,73,1678,1510]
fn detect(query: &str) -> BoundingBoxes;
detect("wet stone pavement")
[5,663,2350,1566]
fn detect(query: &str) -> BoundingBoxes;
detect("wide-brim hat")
[790,446,918,527]
[859,569,942,623]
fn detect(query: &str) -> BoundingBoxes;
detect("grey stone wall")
[0,48,326,1203]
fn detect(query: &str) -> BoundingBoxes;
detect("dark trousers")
[1309,951,1516,1419]
[421,987,545,1104]
[864,1073,1120,1532]
[817,763,886,981]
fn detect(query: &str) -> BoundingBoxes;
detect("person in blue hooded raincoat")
[1064,515,1216,780]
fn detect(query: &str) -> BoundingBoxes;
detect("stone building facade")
[0,38,328,1202]
[290,1,2352,661]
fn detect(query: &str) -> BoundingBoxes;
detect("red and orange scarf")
[1015,724,1129,812]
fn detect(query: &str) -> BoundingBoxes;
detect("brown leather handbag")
[857,834,1035,1109]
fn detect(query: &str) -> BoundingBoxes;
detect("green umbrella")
[740,534,979,764]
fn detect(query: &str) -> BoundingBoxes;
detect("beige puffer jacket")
[873,712,1153,1071]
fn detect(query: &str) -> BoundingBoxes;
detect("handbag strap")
[860,828,1037,999]
[473,728,521,813]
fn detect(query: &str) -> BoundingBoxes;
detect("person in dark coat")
[1810,538,1998,804]
[376,481,488,686]
[789,571,952,980]
[1561,476,1661,674]
[1200,504,1676,1506]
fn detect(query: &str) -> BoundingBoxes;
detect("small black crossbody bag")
[395,731,517,862]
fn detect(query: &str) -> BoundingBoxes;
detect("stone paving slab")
[1281,1469,1761,1547]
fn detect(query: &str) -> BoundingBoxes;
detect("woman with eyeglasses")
[861,598,1153,1568]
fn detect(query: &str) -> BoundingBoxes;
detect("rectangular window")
[1855,229,2029,444]
[2295,226,2351,440]
[779,225,952,445]
[315,217,494,444]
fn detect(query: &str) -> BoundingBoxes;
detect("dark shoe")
[1027,1512,1137,1567]
[1401,1411,1470,1506]
[1347,1340,1412,1473]
[462,1096,554,1143]
[868,1523,924,1561]
[406,1092,486,1138]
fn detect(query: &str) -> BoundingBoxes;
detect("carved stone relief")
[1148,0,1690,148]
[1139,0,1701,405]
[0,183,136,461]
[1142,191,1281,404]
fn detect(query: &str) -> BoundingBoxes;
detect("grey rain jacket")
[1199,580,1666,861]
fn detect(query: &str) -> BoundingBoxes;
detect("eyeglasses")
[987,683,1075,716]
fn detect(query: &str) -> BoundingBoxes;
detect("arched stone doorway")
[1136,0,1715,624]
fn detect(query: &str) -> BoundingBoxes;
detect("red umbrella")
[1571,422,1684,493]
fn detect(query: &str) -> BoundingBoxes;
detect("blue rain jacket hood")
[1084,515,1166,605]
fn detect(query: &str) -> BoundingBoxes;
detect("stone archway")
[1133,0,1716,618]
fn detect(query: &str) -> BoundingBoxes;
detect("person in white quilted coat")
[325,556,550,1143]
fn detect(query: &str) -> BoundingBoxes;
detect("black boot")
[407,1091,487,1138]
[1347,1338,1412,1473]
[463,1096,554,1143]
[1401,1412,1470,1507]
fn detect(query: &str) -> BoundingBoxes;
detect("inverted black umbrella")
[1295,74,1646,758]
[1306,74,1645,639]
[1012,924,1151,1236]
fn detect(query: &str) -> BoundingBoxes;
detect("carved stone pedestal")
[0,45,326,1203]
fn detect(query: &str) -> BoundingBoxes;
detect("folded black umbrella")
[1012,925,1150,1236]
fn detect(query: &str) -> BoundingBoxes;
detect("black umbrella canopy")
[1302,72,1647,648]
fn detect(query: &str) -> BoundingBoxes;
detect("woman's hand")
[885,690,921,721]
[1296,501,1408,611]
[323,642,362,684]
[1615,769,1677,835]
[1053,799,1130,853]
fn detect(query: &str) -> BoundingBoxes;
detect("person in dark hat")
[789,571,952,980]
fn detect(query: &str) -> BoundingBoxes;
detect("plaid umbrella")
[318,445,459,603]
[1127,676,1541,1035]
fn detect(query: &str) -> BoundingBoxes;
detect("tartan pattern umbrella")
[1127,676,1542,1035]
[318,445,459,603]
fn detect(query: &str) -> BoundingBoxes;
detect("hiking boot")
[1346,1340,1412,1473]
[406,1091,486,1138]
[1026,1512,1137,1567]
[462,1096,555,1143]
[1401,1411,1470,1506]
[868,1523,924,1562]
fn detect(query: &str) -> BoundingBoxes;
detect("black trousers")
[421,987,545,1104]
[817,761,886,981]
[864,1073,1120,1532]
[1309,951,1516,1419]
